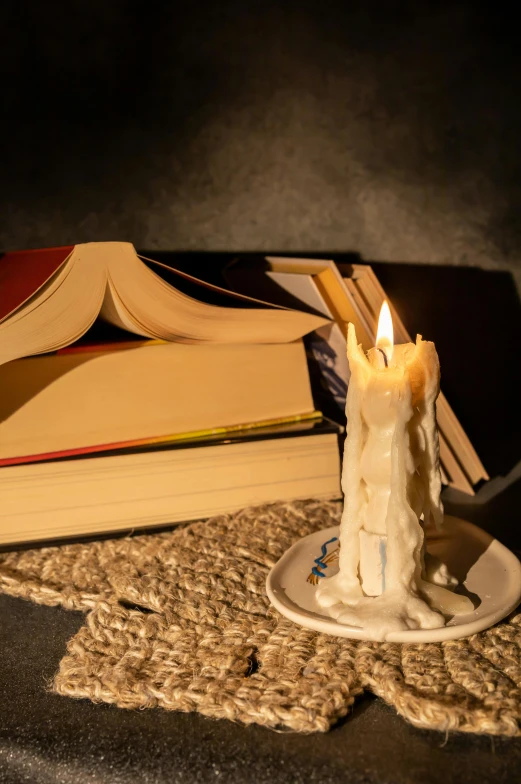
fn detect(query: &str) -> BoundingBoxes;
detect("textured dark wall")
[1,1,520,280]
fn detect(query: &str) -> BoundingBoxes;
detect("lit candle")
[316,303,472,639]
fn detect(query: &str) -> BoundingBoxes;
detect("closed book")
[0,338,316,465]
[0,419,341,547]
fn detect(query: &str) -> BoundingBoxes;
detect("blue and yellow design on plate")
[306,536,339,585]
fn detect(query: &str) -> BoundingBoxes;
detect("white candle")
[316,304,472,640]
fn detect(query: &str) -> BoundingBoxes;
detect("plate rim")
[266,517,521,643]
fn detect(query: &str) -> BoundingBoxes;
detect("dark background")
[1,0,520,287]
[2,3,521,782]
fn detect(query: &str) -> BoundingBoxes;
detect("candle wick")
[377,347,389,367]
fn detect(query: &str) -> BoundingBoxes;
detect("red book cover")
[0,245,74,323]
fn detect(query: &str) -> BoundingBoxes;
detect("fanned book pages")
[0,242,329,366]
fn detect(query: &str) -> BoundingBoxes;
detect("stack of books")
[0,243,341,546]
[0,243,487,546]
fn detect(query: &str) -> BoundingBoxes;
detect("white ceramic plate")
[266,516,521,642]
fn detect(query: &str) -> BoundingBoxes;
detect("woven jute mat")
[1,499,521,735]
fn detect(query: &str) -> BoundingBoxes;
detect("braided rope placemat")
[1,499,521,735]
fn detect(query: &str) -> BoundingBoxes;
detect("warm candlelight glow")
[376,301,394,361]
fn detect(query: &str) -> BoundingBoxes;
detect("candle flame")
[376,300,394,361]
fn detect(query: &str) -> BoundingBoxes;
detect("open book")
[0,242,328,366]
